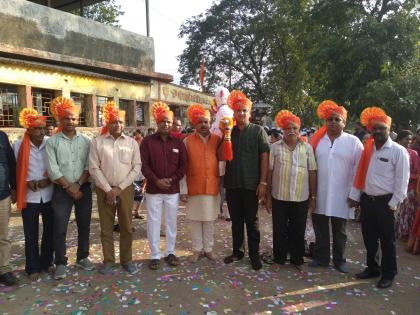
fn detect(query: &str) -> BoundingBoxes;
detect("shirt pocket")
[119,147,132,164]
[373,156,393,178]
[169,149,180,166]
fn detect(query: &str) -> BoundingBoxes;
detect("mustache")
[287,132,298,136]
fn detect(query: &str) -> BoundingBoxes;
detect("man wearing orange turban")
[180,104,221,262]
[349,107,409,288]
[140,102,187,270]
[308,101,363,274]
[13,109,54,281]
[266,110,317,270]
[310,100,348,150]
[223,91,270,271]
[46,96,93,280]
[89,101,141,275]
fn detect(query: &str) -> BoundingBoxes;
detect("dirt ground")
[1,195,419,315]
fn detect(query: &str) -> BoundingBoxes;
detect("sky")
[116,0,215,84]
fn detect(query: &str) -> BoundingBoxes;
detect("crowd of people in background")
[0,87,419,292]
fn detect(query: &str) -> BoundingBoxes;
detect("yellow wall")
[0,62,150,101]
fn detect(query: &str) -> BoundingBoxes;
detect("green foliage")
[74,0,124,27]
[178,0,419,127]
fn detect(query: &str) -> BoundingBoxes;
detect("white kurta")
[314,132,363,219]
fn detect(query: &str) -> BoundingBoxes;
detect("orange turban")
[360,106,391,132]
[187,103,211,125]
[151,101,174,124]
[317,100,347,121]
[19,108,46,129]
[16,108,47,211]
[100,101,126,135]
[310,100,347,151]
[353,107,392,190]
[275,110,301,129]
[50,96,80,121]
[227,90,252,111]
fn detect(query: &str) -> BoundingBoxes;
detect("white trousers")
[191,220,214,252]
[146,193,179,259]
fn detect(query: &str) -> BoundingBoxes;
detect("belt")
[361,193,392,201]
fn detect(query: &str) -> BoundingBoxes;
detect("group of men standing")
[0,88,410,291]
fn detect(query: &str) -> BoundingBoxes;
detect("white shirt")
[13,137,54,203]
[349,137,410,209]
[89,133,141,192]
[314,133,363,219]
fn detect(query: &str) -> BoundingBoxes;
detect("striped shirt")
[269,139,317,202]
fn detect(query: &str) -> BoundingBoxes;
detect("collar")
[375,136,393,151]
[29,137,48,150]
[103,132,127,139]
[279,138,302,148]
[152,132,174,141]
[58,131,80,140]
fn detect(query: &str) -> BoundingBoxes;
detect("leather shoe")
[376,277,393,289]
[0,272,18,286]
[334,262,349,273]
[251,258,262,271]
[308,259,329,268]
[355,268,380,279]
[223,251,244,264]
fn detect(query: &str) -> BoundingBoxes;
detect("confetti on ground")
[1,199,419,314]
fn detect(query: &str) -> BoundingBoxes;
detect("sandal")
[261,252,275,265]
[164,254,180,266]
[148,259,160,270]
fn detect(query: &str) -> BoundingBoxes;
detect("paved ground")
[1,196,419,315]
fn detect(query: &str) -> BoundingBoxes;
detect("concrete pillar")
[85,94,95,127]
[129,100,136,127]
[17,85,32,109]
[91,94,97,127]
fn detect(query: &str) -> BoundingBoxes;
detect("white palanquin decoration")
[210,86,233,138]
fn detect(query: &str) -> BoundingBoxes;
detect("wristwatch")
[310,195,317,200]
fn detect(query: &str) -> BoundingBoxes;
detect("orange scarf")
[309,125,327,151]
[353,136,375,190]
[16,132,31,210]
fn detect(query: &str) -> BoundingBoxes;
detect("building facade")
[0,0,211,140]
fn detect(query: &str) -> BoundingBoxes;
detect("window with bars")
[32,89,55,126]
[136,101,146,126]
[70,92,87,127]
[0,85,19,127]
[96,96,108,127]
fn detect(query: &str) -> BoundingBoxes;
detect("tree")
[179,0,419,127]
[305,0,419,125]
[73,0,124,27]
[178,0,276,102]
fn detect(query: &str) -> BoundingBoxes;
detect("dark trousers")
[51,184,92,265]
[360,193,397,280]
[21,201,54,275]
[272,198,308,265]
[312,213,347,265]
[226,188,260,261]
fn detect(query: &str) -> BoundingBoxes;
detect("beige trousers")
[191,220,214,252]
[0,196,12,274]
